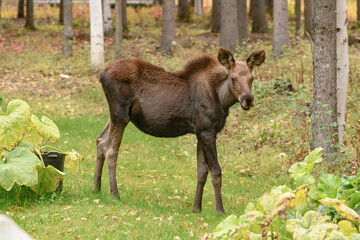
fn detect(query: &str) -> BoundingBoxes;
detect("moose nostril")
[240,94,254,107]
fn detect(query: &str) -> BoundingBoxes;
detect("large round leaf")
[0,100,33,150]
[31,115,60,144]
[0,147,41,191]
[30,165,64,195]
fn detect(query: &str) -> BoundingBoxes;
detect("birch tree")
[272,0,289,57]
[220,0,237,52]
[115,0,122,58]
[336,0,349,145]
[312,0,338,162]
[103,0,113,33]
[237,0,248,46]
[160,0,176,53]
[90,0,104,71]
[62,0,74,57]
[194,0,202,16]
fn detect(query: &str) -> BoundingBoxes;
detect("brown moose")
[94,48,265,214]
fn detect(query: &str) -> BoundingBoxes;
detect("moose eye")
[231,77,236,84]
[251,76,254,82]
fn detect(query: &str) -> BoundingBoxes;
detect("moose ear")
[218,48,235,70]
[246,50,265,71]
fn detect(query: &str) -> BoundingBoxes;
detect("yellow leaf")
[294,185,309,207]
[319,198,360,224]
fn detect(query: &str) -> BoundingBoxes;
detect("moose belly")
[130,115,194,137]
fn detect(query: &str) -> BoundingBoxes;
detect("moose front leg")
[197,131,224,214]
[193,141,209,213]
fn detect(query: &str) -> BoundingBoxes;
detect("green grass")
[1,3,360,239]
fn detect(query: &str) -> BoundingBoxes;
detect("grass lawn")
[1,2,360,239]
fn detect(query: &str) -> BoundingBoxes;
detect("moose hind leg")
[193,142,209,213]
[105,122,127,199]
[93,122,110,192]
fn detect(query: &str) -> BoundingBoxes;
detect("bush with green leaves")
[0,99,82,195]
[205,148,360,240]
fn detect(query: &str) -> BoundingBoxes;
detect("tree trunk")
[160,0,176,53]
[90,0,104,71]
[295,0,301,37]
[272,0,289,57]
[304,0,313,39]
[122,0,127,32]
[312,0,338,163]
[178,0,190,22]
[59,0,64,24]
[251,0,268,33]
[0,0,2,19]
[210,0,221,33]
[237,0,248,45]
[25,0,36,30]
[194,0,202,16]
[103,0,113,33]
[336,0,349,146]
[115,0,122,58]
[18,0,25,18]
[62,0,73,57]
[220,0,237,52]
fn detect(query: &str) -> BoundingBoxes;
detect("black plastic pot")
[41,152,66,191]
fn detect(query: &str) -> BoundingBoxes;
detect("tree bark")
[304,0,313,39]
[18,0,25,18]
[295,0,301,37]
[251,0,268,33]
[160,0,176,53]
[59,0,64,24]
[0,0,2,19]
[312,0,338,163]
[90,0,104,71]
[178,0,190,22]
[210,0,221,33]
[194,0,202,16]
[122,0,127,32]
[272,0,289,57]
[115,0,123,58]
[220,0,237,52]
[336,0,349,146]
[62,0,73,57]
[25,0,36,30]
[103,0,113,33]
[237,0,248,45]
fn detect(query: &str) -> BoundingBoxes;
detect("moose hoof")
[111,192,120,200]
[192,207,201,213]
[216,209,225,215]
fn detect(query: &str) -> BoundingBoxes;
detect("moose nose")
[239,94,254,110]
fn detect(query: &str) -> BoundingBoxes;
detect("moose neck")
[217,80,237,110]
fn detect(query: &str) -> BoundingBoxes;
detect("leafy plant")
[0,99,81,195]
[206,148,360,240]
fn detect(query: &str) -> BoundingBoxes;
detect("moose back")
[94,48,265,214]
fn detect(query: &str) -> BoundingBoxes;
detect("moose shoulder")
[94,48,265,214]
